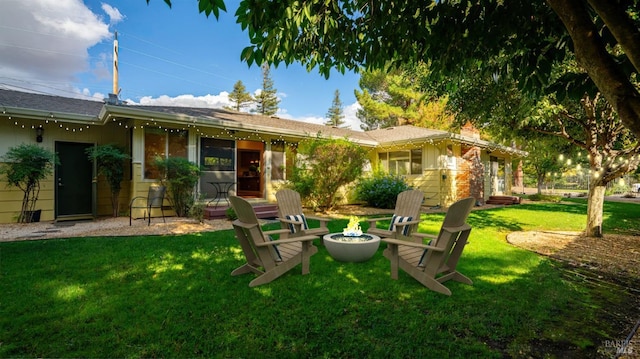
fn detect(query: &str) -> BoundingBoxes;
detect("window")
[379,150,422,175]
[410,149,422,175]
[271,141,285,180]
[201,138,235,171]
[378,152,388,170]
[144,128,188,179]
[445,144,457,169]
[389,151,410,175]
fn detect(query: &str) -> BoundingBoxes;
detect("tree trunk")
[111,189,121,217]
[536,173,545,194]
[585,184,605,237]
[546,0,640,138]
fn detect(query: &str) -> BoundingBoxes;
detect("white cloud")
[295,115,326,126]
[132,93,231,108]
[101,3,124,24]
[301,102,363,130]
[343,102,363,130]
[128,92,365,131]
[0,0,111,95]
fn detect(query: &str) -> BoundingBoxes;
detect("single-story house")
[0,89,526,223]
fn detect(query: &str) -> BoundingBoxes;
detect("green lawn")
[1,200,638,358]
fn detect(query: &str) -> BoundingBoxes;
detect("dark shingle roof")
[0,89,103,116]
[0,89,373,141]
[136,105,373,140]
[365,126,450,143]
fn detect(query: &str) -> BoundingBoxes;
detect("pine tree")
[254,64,279,116]
[325,89,347,127]
[227,80,253,111]
[355,64,452,131]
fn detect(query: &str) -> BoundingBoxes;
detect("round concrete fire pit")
[323,233,381,262]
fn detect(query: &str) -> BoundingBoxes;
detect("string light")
[3,109,535,162]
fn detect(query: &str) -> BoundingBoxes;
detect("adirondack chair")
[366,189,424,239]
[229,195,319,287]
[276,189,330,239]
[381,197,475,296]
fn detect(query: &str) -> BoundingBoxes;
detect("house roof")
[0,88,103,120]
[105,104,376,145]
[366,125,525,155]
[366,126,450,142]
[0,89,525,156]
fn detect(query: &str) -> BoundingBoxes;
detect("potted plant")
[0,144,59,222]
[85,144,129,217]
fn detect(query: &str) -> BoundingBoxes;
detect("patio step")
[204,202,279,220]
[486,196,522,205]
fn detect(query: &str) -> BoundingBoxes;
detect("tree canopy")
[355,65,453,131]
[156,0,640,141]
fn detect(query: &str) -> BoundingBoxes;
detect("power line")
[0,24,101,41]
[118,31,182,56]
[0,24,246,101]
[119,45,235,82]
[119,61,226,94]
[0,79,102,101]
[0,42,87,58]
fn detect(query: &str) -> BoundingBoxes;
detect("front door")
[55,142,94,220]
[237,149,262,197]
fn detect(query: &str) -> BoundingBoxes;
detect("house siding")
[0,117,132,222]
[0,89,526,224]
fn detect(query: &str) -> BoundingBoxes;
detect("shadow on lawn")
[0,220,632,358]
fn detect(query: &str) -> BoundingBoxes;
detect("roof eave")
[3,106,101,124]
[102,105,378,146]
[378,132,528,157]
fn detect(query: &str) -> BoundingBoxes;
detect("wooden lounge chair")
[381,197,475,296]
[229,195,319,287]
[275,189,330,239]
[366,189,424,239]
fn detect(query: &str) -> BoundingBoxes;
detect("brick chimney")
[460,121,480,139]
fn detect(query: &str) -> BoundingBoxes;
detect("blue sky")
[0,0,363,129]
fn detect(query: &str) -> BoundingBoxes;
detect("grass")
[1,200,638,358]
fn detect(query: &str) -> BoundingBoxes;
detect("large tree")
[253,64,279,116]
[453,67,640,236]
[325,89,347,127]
[356,65,453,131]
[529,94,640,236]
[227,80,254,112]
[157,0,640,141]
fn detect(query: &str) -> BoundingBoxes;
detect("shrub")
[189,195,206,223]
[527,193,563,202]
[85,144,129,217]
[288,137,368,210]
[356,171,412,209]
[225,207,237,220]
[154,157,201,217]
[605,182,629,195]
[0,144,59,222]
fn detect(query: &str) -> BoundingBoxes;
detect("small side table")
[207,181,235,208]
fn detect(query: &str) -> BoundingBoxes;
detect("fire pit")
[322,217,381,262]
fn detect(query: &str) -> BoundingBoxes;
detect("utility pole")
[112,31,119,95]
